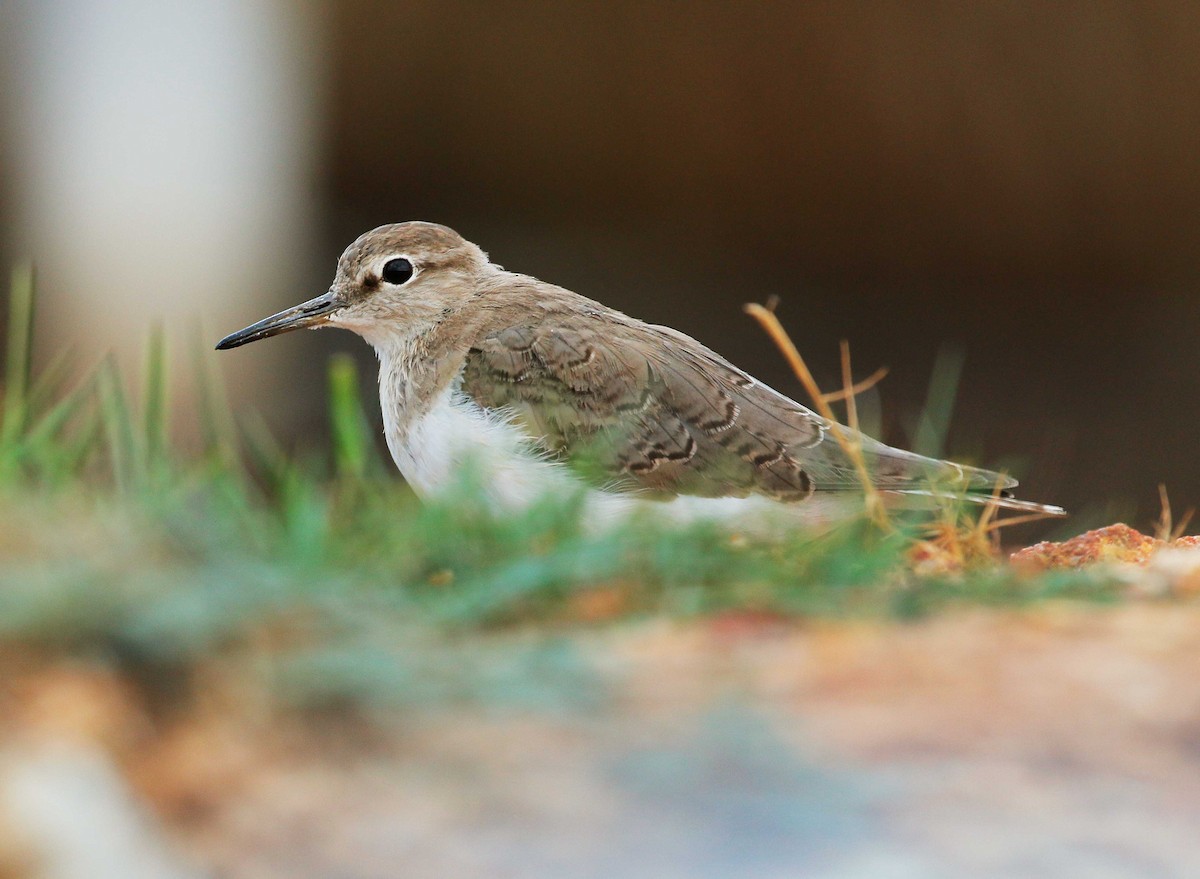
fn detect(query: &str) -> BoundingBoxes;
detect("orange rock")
[1010,523,1164,571]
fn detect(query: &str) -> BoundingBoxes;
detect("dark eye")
[381,257,414,285]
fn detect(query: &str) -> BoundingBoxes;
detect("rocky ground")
[3,597,1200,879]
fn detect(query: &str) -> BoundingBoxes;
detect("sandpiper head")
[215,221,488,350]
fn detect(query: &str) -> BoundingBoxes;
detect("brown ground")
[3,601,1200,878]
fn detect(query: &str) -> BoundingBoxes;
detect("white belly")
[383,387,850,530]
[384,385,582,510]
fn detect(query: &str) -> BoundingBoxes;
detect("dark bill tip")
[215,292,341,351]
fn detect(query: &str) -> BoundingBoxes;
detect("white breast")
[383,384,588,511]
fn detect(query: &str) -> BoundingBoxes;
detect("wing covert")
[461,313,992,501]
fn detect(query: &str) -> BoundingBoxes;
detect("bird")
[216,221,1063,526]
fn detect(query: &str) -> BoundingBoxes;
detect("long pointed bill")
[215,291,341,350]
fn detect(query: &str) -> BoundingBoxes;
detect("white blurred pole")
[6,0,323,409]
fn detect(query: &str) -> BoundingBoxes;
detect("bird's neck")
[368,325,465,437]
[352,280,495,432]
[367,320,566,505]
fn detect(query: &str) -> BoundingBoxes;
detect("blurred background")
[3,0,1199,519]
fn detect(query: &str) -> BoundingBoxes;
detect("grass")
[0,268,1120,714]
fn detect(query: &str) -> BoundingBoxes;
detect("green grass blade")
[97,357,139,491]
[142,323,168,470]
[49,406,103,481]
[27,347,78,418]
[2,263,35,446]
[25,374,97,451]
[241,411,293,492]
[912,347,965,459]
[328,354,374,480]
[192,325,240,474]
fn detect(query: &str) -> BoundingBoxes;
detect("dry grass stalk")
[1156,484,1195,543]
[743,300,890,529]
[820,365,888,403]
[745,300,1062,570]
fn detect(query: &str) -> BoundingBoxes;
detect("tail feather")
[889,488,1066,517]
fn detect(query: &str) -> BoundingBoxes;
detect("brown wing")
[460,312,1003,501]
